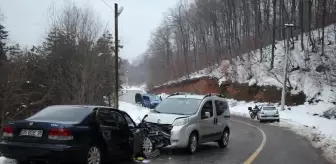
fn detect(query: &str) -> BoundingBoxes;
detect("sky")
[0,0,178,61]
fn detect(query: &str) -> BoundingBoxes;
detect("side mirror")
[205,112,211,118]
[248,107,252,111]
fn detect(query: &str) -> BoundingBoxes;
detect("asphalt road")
[119,90,330,164]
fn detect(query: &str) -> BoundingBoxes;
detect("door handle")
[214,118,217,124]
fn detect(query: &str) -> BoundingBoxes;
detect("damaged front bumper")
[146,123,172,148]
[146,123,190,149]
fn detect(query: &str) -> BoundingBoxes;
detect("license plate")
[20,129,43,137]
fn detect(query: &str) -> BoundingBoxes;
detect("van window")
[215,100,228,116]
[201,101,214,118]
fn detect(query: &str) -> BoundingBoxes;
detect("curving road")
[120,90,330,164]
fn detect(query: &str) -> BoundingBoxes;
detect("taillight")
[3,125,14,138]
[48,128,73,140]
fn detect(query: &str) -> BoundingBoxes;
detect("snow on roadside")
[228,99,336,163]
[123,84,147,92]
[158,93,169,99]
[119,101,150,124]
[0,157,16,164]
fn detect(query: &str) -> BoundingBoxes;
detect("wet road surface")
[118,90,330,164]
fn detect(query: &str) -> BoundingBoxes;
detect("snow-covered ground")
[228,99,336,163]
[119,101,150,124]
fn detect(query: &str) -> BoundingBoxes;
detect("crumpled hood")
[145,112,188,124]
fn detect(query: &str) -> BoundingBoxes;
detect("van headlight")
[173,118,189,126]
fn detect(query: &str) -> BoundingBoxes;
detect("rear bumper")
[259,115,280,120]
[0,141,86,162]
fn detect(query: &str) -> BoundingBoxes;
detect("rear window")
[263,107,276,110]
[26,106,92,123]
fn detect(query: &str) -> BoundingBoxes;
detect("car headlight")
[173,118,189,126]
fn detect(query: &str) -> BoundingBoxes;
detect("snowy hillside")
[154,24,336,105]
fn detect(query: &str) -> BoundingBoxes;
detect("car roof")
[167,94,205,100]
[47,105,121,111]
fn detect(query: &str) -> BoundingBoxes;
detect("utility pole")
[280,24,296,111]
[114,3,123,109]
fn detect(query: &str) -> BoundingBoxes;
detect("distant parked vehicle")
[248,105,261,119]
[256,105,280,123]
[141,94,162,109]
[0,105,152,164]
[135,93,143,104]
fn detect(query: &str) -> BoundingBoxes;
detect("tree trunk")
[271,0,277,69]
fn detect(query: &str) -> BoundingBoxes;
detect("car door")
[199,100,216,143]
[122,113,145,157]
[115,112,135,156]
[214,100,230,139]
[96,108,123,156]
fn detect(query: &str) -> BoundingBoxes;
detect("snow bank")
[0,157,16,164]
[122,84,147,92]
[158,93,169,99]
[119,101,150,124]
[228,99,336,163]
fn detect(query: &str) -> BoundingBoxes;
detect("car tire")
[86,145,102,164]
[142,137,158,159]
[187,133,198,154]
[218,129,230,148]
[259,119,263,123]
[276,119,280,122]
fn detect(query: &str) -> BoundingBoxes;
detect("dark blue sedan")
[0,105,146,164]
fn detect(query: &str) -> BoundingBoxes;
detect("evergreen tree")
[0,23,8,65]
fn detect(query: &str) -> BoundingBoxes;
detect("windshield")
[27,106,92,123]
[147,94,161,101]
[263,107,276,110]
[154,98,202,115]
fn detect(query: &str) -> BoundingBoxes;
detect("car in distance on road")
[143,93,231,154]
[141,94,162,109]
[0,105,147,164]
[257,105,280,123]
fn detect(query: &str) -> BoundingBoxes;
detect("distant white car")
[257,105,280,123]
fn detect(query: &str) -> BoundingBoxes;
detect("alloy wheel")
[190,135,197,153]
[223,131,229,146]
[142,137,153,156]
[87,146,101,164]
